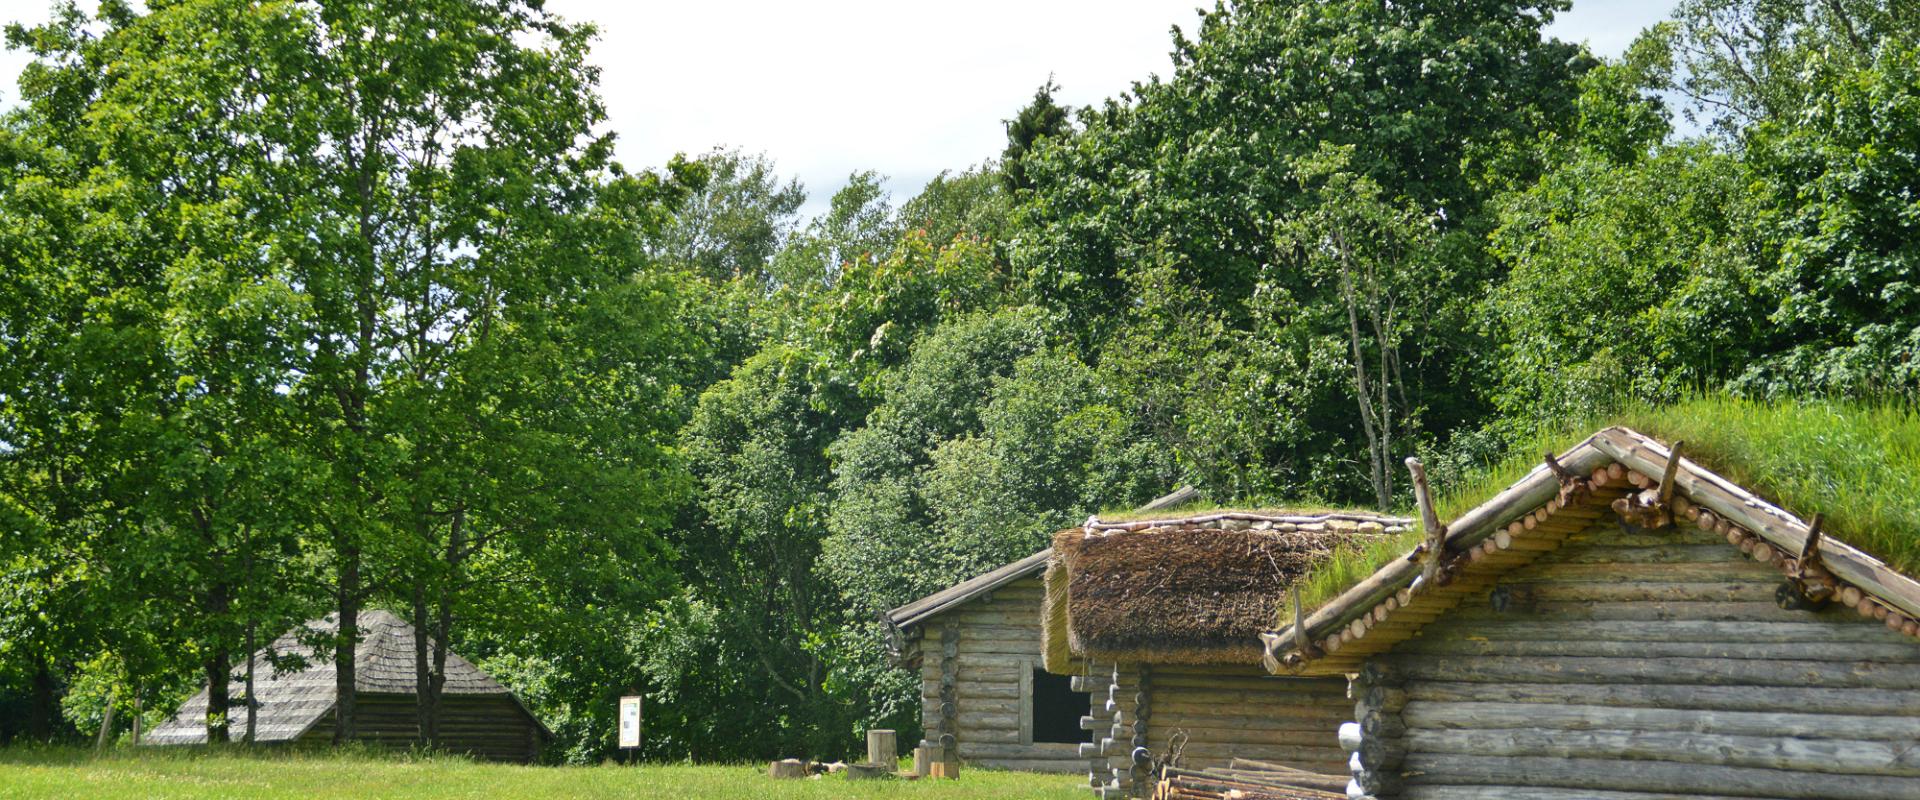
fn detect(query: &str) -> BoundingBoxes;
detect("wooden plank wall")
[1145,664,1348,775]
[1372,520,1920,799]
[919,576,1085,773]
[301,694,542,762]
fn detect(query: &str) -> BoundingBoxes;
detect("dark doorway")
[1031,667,1091,744]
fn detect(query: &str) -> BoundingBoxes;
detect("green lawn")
[0,748,1085,800]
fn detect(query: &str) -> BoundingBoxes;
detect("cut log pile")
[1153,759,1347,800]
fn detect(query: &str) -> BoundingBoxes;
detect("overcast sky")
[1,1,1678,217]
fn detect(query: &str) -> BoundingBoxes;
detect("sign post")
[618,695,643,765]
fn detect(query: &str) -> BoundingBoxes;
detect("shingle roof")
[885,548,1055,633]
[146,609,513,745]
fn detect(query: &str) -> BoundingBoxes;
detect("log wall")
[1143,664,1348,776]
[301,693,544,762]
[916,576,1086,773]
[1372,520,1920,799]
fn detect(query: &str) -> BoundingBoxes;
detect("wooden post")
[912,745,933,778]
[866,729,897,769]
[95,694,116,753]
[1657,439,1685,506]
[1291,585,1321,660]
[1406,457,1445,586]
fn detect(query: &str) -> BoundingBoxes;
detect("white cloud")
[3,1,1677,215]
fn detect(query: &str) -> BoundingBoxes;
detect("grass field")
[0,748,1085,800]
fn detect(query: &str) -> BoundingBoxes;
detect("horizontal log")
[1405,680,1920,716]
[1153,675,1347,693]
[1532,543,1752,565]
[1593,429,1920,621]
[926,623,1038,639]
[1407,726,1920,776]
[1501,600,1859,623]
[1480,581,1784,603]
[1381,654,1920,689]
[1392,637,1920,662]
[1166,742,1349,763]
[1149,726,1339,747]
[1154,688,1350,707]
[953,726,1020,744]
[952,658,1036,673]
[952,639,1045,656]
[958,710,1022,727]
[1407,618,1907,645]
[1502,561,1778,583]
[1402,700,1920,741]
[957,741,1082,757]
[1401,787,1787,800]
[953,698,1027,715]
[1400,752,1920,799]
[1151,702,1353,725]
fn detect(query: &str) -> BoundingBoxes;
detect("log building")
[1261,427,1920,799]
[147,609,551,762]
[883,549,1086,773]
[883,489,1207,774]
[1043,509,1413,797]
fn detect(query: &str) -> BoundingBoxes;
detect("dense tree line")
[3,0,1916,763]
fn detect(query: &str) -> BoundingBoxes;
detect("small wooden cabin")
[1043,510,1413,797]
[147,609,551,762]
[884,550,1090,773]
[1262,427,1920,799]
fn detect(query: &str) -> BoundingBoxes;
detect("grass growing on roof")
[1614,396,1920,573]
[1284,394,1920,617]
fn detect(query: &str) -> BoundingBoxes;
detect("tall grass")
[1288,394,1920,614]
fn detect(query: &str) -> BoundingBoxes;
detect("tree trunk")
[204,649,231,745]
[27,658,55,741]
[243,619,257,745]
[1338,249,1390,510]
[333,541,360,746]
[412,585,440,750]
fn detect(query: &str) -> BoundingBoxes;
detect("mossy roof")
[1292,397,1920,614]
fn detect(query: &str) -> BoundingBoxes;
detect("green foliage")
[649,148,804,284]
[1737,38,1920,395]
[1000,78,1071,193]
[1485,142,1770,428]
[12,0,1920,770]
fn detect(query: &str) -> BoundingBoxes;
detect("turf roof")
[1290,395,1920,614]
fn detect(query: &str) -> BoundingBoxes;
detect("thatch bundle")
[1043,512,1409,667]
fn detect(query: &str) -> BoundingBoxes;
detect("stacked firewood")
[1153,759,1347,800]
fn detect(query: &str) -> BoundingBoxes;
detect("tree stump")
[845,763,891,780]
[866,728,897,768]
[912,745,933,777]
[767,759,805,779]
